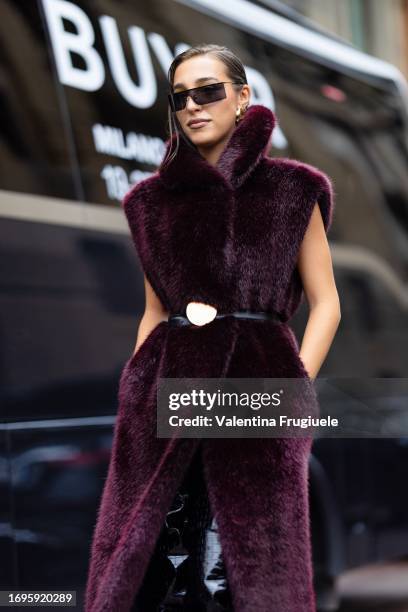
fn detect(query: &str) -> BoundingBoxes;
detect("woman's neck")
[196,129,234,167]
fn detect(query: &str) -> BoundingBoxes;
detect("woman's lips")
[188,120,211,129]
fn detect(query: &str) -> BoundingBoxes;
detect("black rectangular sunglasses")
[168,81,242,112]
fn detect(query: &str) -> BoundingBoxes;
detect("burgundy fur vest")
[84,104,335,612]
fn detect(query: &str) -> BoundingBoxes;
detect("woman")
[84,44,341,612]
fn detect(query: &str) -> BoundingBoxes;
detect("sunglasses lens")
[194,83,226,105]
[174,93,187,111]
[169,92,186,111]
[169,82,227,111]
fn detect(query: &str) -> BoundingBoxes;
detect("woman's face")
[172,54,250,149]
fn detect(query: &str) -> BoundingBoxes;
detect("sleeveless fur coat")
[84,104,335,612]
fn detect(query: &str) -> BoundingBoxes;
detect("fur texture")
[84,104,335,612]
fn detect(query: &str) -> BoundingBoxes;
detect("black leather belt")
[168,309,283,327]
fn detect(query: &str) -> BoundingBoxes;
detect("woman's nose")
[185,95,201,110]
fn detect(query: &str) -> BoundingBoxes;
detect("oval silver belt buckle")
[186,301,218,326]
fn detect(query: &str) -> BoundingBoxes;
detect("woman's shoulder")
[121,172,162,213]
[263,156,336,234]
[263,155,333,190]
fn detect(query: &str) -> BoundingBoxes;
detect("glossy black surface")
[132,446,233,611]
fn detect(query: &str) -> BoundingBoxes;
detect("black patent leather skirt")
[131,443,233,611]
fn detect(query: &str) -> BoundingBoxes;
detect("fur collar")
[159,104,277,191]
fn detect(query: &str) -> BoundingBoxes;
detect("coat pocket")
[296,352,312,382]
[127,320,167,370]
[294,352,320,420]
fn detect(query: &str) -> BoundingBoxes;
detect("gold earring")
[235,105,248,124]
